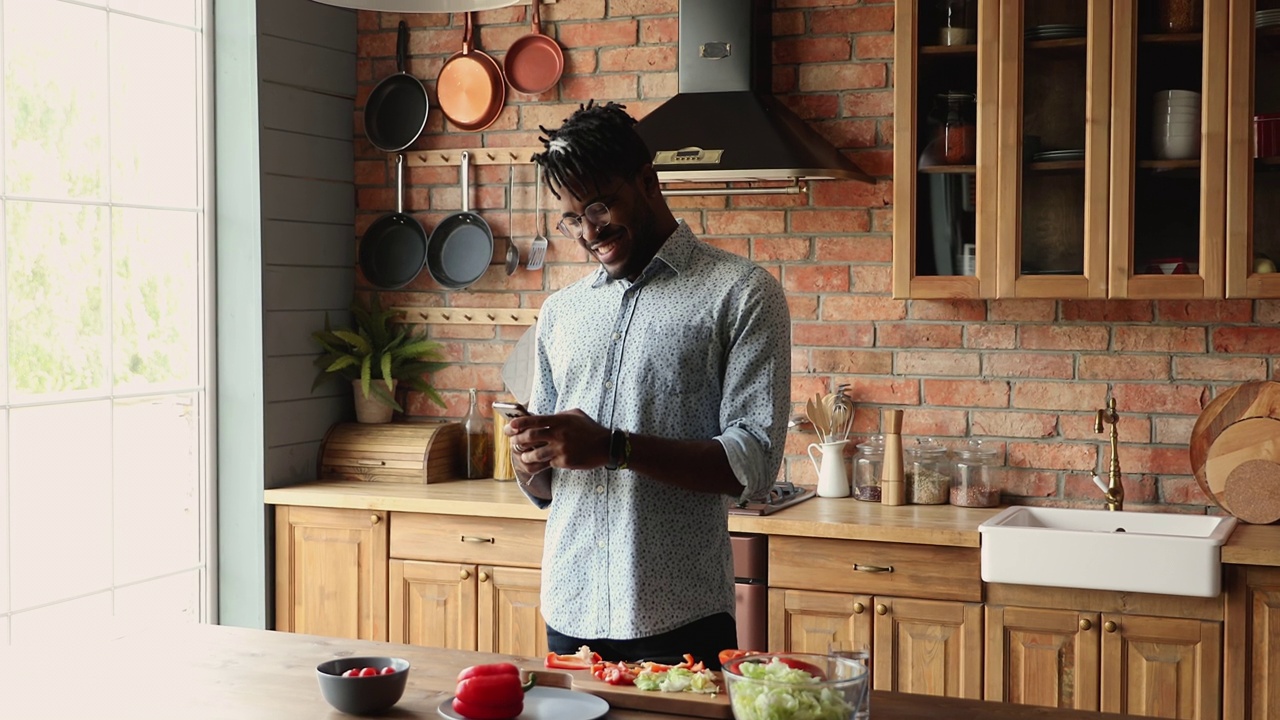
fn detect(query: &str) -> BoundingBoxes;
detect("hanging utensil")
[502,0,565,95]
[504,164,520,276]
[436,12,506,132]
[424,150,493,289]
[526,163,548,270]
[364,21,429,153]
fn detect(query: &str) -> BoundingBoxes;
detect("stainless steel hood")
[635,0,873,190]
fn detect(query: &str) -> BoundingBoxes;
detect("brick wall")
[353,1,1278,514]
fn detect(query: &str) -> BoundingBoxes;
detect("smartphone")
[492,401,530,420]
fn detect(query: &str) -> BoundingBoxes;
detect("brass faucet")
[1093,397,1124,512]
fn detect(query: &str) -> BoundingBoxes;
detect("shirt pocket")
[631,321,716,399]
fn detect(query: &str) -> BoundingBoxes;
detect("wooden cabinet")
[388,513,546,657]
[1224,565,1280,720]
[273,506,388,641]
[766,536,984,699]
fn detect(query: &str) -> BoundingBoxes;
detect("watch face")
[607,428,628,470]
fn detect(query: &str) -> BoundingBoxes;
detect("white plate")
[438,686,609,720]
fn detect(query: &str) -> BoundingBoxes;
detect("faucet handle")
[1094,410,1105,433]
[1092,474,1109,494]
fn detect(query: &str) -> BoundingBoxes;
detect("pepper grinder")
[880,408,906,505]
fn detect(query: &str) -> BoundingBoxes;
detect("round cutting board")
[1190,380,1280,523]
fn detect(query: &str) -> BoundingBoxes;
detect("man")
[505,101,790,669]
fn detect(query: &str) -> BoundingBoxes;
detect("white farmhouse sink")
[979,506,1238,597]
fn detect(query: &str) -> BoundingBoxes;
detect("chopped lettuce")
[634,666,719,694]
[729,658,856,720]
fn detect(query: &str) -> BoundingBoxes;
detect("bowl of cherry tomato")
[315,656,410,715]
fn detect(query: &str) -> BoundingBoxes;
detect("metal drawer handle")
[853,564,894,574]
[356,459,386,466]
[461,535,495,544]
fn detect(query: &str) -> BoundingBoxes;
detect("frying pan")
[426,150,493,289]
[436,12,506,132]
[364,21,429,152]
[359,154,428,290]
[503,0,564,95]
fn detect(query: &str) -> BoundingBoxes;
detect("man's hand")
[505,408,612,471]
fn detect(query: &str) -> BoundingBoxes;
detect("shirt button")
[605,380,613,389]
[597,540,606,549]
[612,332,621,340]
[596,485,605,494]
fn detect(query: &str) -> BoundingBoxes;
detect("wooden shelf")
[1137,159,1201,171]
[1257,157,1280,170]
[1027,160,1085,172]
[1026,37,1087,51]
[1138,32,1203,45]
[918,164,976,174]
[920,43,977,55]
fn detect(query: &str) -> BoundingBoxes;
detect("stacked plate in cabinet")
[1025,24,1086,40]
[1257,9,1280,29]
[1031,149,1085,162]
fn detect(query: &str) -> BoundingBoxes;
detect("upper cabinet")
[894,0,1279,299]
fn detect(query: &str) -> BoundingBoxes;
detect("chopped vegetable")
[452,663,535,720]
[719,648,760,666]
[591,660,639,686]
[544,645,602,670]
[635,666,719,694]
[729,657,854,720]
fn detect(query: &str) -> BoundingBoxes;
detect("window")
[0,0,211,644]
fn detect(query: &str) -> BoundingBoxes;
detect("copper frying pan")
[503,0,564,95]
[436,12,506,132]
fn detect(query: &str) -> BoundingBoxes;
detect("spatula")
[526,163,548,270]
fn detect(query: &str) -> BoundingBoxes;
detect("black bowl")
[315,656,410,715]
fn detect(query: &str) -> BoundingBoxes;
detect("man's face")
[556,174,657,281]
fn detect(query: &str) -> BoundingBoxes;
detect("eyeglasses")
[557,202,611,240]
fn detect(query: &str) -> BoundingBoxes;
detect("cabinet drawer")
[769,536,981,603]
[391,513,544,568]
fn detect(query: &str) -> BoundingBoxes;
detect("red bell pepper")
[544,647,602,670]
[452,663,535,720]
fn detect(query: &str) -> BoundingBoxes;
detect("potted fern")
[311,296,448,423]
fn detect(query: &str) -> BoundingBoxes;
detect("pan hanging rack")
[408,148,542,168]
[392,306,539,326]
[310,0,556,13]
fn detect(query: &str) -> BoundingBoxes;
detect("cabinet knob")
[853,602,866,614]
[875,603,888,616]
[1103,620,1118,633]
[460,569,470,581]
[1079,618,1092,631]
[479,571,490,583]
[370,514,381,525]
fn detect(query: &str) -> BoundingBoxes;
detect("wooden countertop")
[264,479,1280,565]
[0,621,1138,719]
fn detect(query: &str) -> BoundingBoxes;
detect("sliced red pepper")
[718,649,759,666]
[545,649,601,670]
[591,660,638,686]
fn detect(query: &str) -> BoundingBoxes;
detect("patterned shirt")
[528,220,791,640]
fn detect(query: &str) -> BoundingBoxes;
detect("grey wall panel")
[265,354,329,403]
[260,85,354,139]
[266,309,349,357]
[263,266,354,313]
[267,397,347,447]
[261,175,355,224]
[261,129,355,182]
[262,219,355,267]
[258,0,355,53]
[260,35,357,97]
[265,441,326,490]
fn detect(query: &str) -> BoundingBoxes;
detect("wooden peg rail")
[393,306,539,326]
[407,147,542,168]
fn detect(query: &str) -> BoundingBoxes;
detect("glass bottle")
[463,388,492,479]
[852,435,885,502]
[905,437,950,504]
[951,439,1001,507]
[939,92,977,165]
[938,0,975,46]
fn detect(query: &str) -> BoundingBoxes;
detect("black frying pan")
[364,21,429,153]
[426,150,492,289]
[359,154,428,289]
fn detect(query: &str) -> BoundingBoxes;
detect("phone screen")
[493,402,529,419]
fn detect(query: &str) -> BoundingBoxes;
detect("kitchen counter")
[263,479,1280,564]
[0,620,1140,719]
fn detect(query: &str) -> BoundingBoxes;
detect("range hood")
[635,0,873,191]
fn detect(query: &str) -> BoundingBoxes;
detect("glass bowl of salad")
[721,653,868,720]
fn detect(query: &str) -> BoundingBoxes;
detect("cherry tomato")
[359,667,379,677]
[342,668,359,678]
[381,666,396,675]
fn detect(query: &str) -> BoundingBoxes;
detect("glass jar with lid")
[905,437,950,504]
[851,435,885,502]
[951,439,1001,507]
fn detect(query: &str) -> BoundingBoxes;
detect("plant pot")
[353,379,396,424]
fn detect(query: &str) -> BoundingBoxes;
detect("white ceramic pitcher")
[808,440,851,498]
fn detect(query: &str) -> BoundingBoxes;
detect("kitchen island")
[0,621,1140,719]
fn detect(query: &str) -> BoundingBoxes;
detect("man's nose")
[581,220,604,242]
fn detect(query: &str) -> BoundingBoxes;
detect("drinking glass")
[829,647,870,719]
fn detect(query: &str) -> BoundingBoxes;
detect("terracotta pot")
[353,379,396,424]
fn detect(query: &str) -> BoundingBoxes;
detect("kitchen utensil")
[527,163,549,270]
[830,402,849,443]
[436,12,506,132]
[363,21,429,153]
[425,150,493,289]
[809,439,851,498]
[880,408,905,505]
[358,154,429,289]
[438,685,609,720]
[502,0,564,95]
[315,656,409,715]
[505,164,520,275]
[1190,380,1280,522]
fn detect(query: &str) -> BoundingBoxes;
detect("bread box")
[318,421,463,484]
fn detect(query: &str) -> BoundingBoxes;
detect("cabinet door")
[996,0,1112,298]
[477,565,548,658]
[388,559,477,650]
[274,506,387,641]
[984,605,1101,711]
[873,596,983,699]
[1099,613,1221,720]
[892,0,999,298]
[1108,0,1228,298]
[1247,567,1280,720]
[767,588,872,658]
[1225,0,1280,297]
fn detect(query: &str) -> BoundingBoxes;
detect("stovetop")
[728,481,816,516]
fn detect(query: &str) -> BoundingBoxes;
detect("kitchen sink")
[979,506,1238,597]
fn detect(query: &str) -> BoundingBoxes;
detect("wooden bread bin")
[318,421,462,484]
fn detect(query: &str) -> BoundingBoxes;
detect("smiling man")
[504,101,791,669]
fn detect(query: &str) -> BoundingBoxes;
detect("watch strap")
[606,428,630,471]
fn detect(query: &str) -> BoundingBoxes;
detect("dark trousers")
[546,612,737,671]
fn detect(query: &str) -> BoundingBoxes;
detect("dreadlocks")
[532,100,653,201]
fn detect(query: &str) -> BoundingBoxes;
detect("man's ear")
[637,163,662,198]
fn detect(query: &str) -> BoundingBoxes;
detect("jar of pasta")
[905,437,950,505]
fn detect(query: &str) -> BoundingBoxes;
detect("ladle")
[504,164,520,275]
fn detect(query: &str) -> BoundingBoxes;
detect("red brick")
[773,65,798,94]
[822,296,906,321]
[354,160,387,186]
[557,19,638,47]
[787,295,818,321]
[1060,413,1151,444]
[1111,383,1207,416]
[606,0,677,15]
[784,265,850,294]
[896,351,980,377]
[799,62,888,92]
[780,94,842,121]
[1010,442,1097,472]
[901,409,969,438]
[1061,300,1155,323]
[1063,473,1157,504]
[1013,382,1109,412]
[878,323,965,348]
[774,11,806,36]
[1213,327,1280,354]
[922,379,1010,408]
[1020,326,1110,351]
[1113,326,1207,353]
[870,208,894,233]
[985,353,1075,379]
[997,469,1059,498]
[966,324,1017,349]
[1078,354,1171,381]
[774,37,852,64]
[1258,300,1280,323]
[813,179,893,207]
[791,210,871,234]
[989,300,1056,322]
[846,378,921,405]
[855,34,895,59]
[878,118,894,145]
[1123,444,1193,475]
[810,6,896,33]
[792,322,875,347]
[706,211,787,236]
[1157,300,1254,323]
[1153,416,1196,446]
[1172,356,1269,382]
[971,411,1058,438]
[558,74,641,103]
[815,234,889,263]
[639,17,678,44]
[598,46,676,72]
[818,119,879,149]
[1160,477,1214,506]
[850,149,894,176]
[908,300,987,322]
[852,265,893,294]
[810,350,894,375]
[701,237,751,259]
[754,236,812,262]
[842,90,895,118]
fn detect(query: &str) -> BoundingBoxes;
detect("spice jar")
[937,0,975,46]
[951,439,1001,507]
[1154,0,1201,33]
[852,435,885,502]
[905,437,950,505]
[937,92,977,165]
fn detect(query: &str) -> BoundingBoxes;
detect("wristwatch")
[605,428,631,471]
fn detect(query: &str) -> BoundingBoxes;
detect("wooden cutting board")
[545,669,733,719]
[1190,380,1280,523]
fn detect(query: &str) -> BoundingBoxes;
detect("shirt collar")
[590,220,698,289]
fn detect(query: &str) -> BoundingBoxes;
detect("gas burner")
[729,482,816,516]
